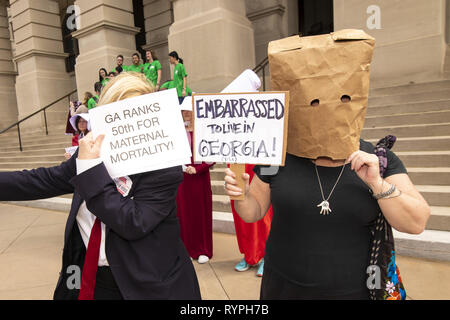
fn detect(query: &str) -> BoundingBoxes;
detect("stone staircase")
[1,80,449,261]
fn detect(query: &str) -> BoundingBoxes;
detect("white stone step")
[393,229,450,262]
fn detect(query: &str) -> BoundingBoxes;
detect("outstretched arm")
[0,155,76,201]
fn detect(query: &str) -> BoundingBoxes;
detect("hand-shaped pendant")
[317,200,332,215]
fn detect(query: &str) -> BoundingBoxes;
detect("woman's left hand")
[347,150,382,190]
[78,132,105,160]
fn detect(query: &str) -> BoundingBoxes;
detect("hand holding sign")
[78,132,105,160]
[224,167,250,198]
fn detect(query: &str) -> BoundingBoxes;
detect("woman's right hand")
[224,168,250,199]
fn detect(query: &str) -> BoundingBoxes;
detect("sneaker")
[256,259,264,277]
[198,255,209,264]
[234,258,250,272]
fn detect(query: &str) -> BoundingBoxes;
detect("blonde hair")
[98,72,155,106]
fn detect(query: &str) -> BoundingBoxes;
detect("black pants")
[260,265,369,300]
[94,267,124,300]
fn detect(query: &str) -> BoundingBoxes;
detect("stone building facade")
[0,0,449,132]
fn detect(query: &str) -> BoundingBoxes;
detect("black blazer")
[0,153,201,300]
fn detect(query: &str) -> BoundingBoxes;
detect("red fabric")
[78,218,102,300]
[72,134,79,147]
[230,164,273,266]
[65,111,76,135]
[176,131,215,259]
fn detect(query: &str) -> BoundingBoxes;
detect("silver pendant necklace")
[314,163,346,215]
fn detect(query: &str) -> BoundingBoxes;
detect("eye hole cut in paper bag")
[268,29,375,160]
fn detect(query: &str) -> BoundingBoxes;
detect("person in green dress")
[143,50,162,90]
[87,82,102,110]
[126,53,144,73]
[169,51,192,104]
[99,68,109,87]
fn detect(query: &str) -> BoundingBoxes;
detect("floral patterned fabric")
[369,135,407,300]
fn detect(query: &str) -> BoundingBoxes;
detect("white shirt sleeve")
[76,158,103,175]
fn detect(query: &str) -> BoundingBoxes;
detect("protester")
[224,31,431,300]
[88,82,102,110]
[112,54,125,74]
[143,50,162,90]
[176,110,215,264]
[65,100,81,136]
[70,105,90,146]
[126,52,143,73]
[82,92,94,107]
[0,72,201,300]
[99,68,109,87]
[168,51,192,104]
[64,105,90,160]
[230,164,272,277]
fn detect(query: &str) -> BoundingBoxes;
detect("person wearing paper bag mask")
[0,72,201,300]
[224,30,430,300]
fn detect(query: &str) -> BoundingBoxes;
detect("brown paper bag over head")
[268,29,375,160]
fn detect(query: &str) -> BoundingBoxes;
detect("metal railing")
[0,57,268,152]
[252,56,269,91]
[0,89,77,151]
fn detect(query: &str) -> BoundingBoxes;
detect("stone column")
[168,0,256,93]
[245,0,298,65]
[72,0,140,96]
[10,0,75,133]
[142,0,173,84]
[0,1,18,131]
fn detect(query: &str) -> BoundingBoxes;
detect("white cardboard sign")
[193,92,289,165]
[89,88,191,178]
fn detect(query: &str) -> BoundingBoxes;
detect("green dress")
[101,78,109,87]
[88,95,99,110]
[126,64,144,73]
[143,60,162,86]
[160,80,175,90]
[173,63,192,97]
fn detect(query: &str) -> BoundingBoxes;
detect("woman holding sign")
[0,72,201,300]
[224,32,431,300]
[169,51,192,104]
[176,109,215,264]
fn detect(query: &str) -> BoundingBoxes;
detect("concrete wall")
[334,0,447,88]
[245,0,298,65]
[142,0,173,84]
[10,0,75,133]
[72,0,140,96]
[0,1,18,131]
